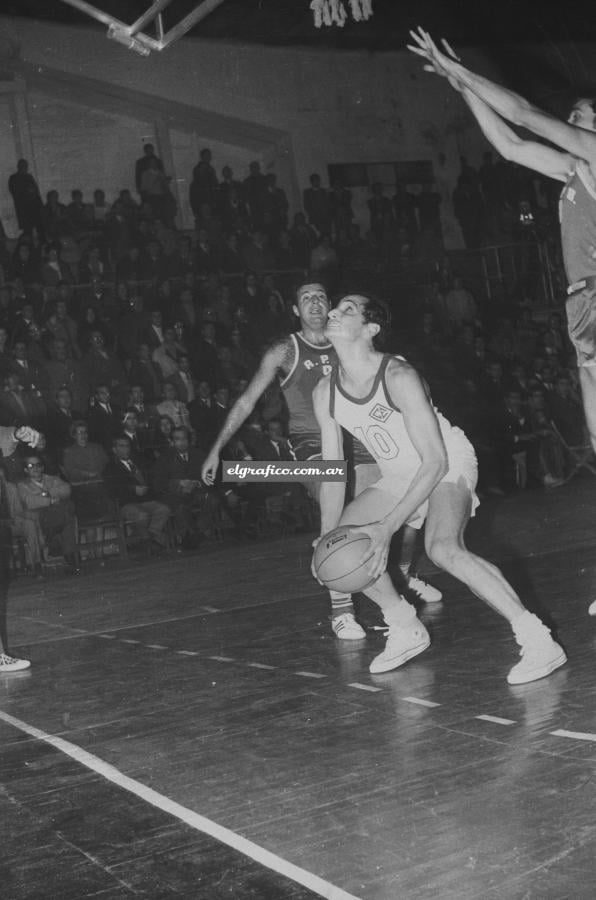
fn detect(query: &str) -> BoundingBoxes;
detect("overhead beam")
[127,0,173,37]
[58,0,228,53]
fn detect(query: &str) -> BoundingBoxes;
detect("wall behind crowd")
[0,14,511,239]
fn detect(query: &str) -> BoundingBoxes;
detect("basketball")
[313,525,376,593]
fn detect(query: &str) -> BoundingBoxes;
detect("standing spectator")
[417,181,443,249]
[243,161,268,229]
[135,143,164,199]
[262,173,289,238]
[453,174,485,250]
[303,173,332,236]
[218,166,246,227]
[329,180,354,234]
[8,160,45,242]
[189,148,219,221]
[289,212,317,268]
[367,182,393,245]
[140,161,174,226]
[42,190,67,242]
[66,189,93,235]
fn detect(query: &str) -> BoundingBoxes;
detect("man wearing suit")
[104,435,170,549]
[167,355,196,406]
[188,380,218,452]
[128,344,163,405]
[153,426,220,548]
[87,384,121,451]
[46,388,83,466]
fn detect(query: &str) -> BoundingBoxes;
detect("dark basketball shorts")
[289,433,322,461]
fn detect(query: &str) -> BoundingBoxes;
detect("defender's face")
[294,284,329,327]
[568,99,596,131]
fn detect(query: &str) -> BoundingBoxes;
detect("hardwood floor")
[2,475,596,898]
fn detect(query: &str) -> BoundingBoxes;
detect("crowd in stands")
[0,142,589,575]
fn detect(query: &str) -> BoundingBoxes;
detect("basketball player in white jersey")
[313,293,566,682]
[202,280,440,638]
[408,30,596,618]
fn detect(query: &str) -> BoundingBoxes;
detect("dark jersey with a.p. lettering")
[280,333,334,436]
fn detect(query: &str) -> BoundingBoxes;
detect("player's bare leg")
[424,479,566,683]
[339,487,429,671]
[578,366,596,454]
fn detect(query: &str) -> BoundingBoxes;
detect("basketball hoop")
[310,0,373,29]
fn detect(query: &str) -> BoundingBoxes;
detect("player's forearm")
[211,397,254,453]
[381,459,447,535]
[461,88,518,159]
[318,481,345,535]
[450,62,536,128]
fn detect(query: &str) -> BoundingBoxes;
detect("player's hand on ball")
[14,426,41,448]
[311,536,324,584]
[355,522,392,580]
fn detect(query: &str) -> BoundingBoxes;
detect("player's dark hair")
[292,275,327,302]
[359,293,391,350]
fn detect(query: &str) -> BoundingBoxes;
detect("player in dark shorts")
[408,28,596,616]
[202,280,440,637]
[0,426,43,672]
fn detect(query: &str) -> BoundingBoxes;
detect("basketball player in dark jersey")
[408,28,596,616]
[313,293,566,682]
[202,280,440,638]
[0,425,42,672]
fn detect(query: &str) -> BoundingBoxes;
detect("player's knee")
[426,536,459,572]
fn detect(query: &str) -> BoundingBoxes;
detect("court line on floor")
[90,633,596,747]
[21,628,595,749]
[0,708,362,900]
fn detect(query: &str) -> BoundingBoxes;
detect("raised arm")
[201,338,290,485]
[409,27,596,164]
[461,87,572,181]
[312,376,346,536]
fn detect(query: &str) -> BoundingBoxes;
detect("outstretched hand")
[407,27,462,89]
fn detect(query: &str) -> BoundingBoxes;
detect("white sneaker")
[0,653,31,673]
[369,620,430,673]
[507,639,567,685]
[331,613,366,640]
[407,575,443,603]
[589,600,596,616]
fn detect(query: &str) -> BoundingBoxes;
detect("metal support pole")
[157,0,228,50]
[127,0,173,37]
